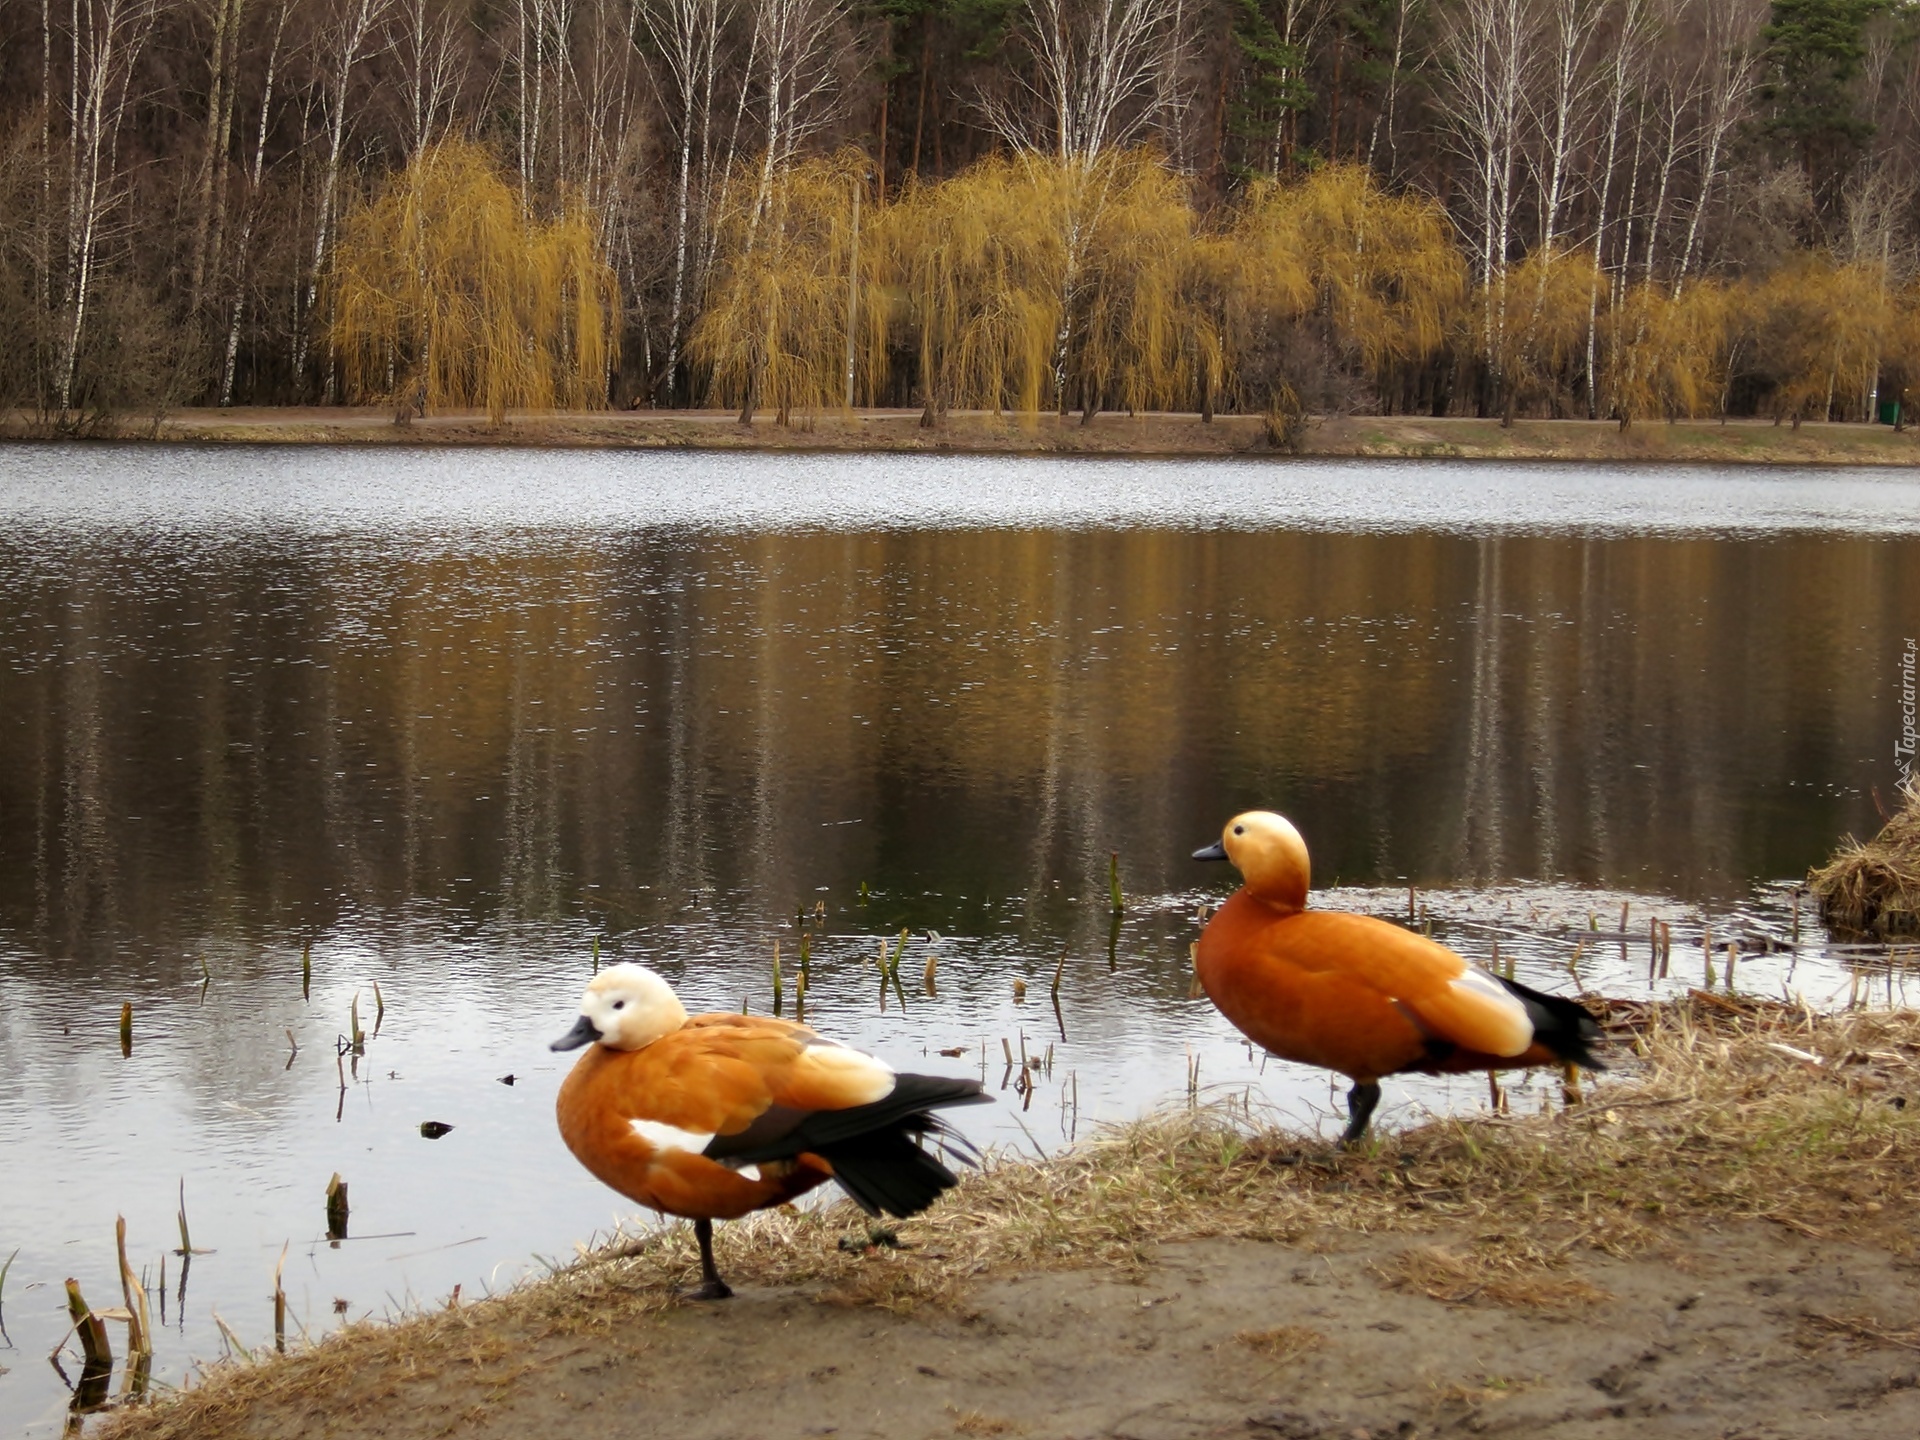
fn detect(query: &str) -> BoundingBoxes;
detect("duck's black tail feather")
[816,1113,977,1218]
[814,1075,988,1218]
[1498,975,1608,1070]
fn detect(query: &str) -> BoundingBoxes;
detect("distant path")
[7,408,1918,465]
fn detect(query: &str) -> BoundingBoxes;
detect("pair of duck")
[553,812,1605,1297]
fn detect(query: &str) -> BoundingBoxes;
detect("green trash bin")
[1878,399,1902,425]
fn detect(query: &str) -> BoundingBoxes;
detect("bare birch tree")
[54,0,166,414]
[292,0,391,392]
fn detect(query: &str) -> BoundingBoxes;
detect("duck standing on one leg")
[551,963,989,1298]
[1193,811,1605,1145]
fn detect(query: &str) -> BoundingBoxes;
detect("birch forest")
[1,0,1918,427]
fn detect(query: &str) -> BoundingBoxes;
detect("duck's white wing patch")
[795,1040,896,1106]
[1447,967,1533,1057]
[630,1117,717,1154]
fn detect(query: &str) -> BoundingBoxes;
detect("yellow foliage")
[690,151,875,425]
[1485,249,1601,414]
[874,150,1223,420]
[1882,283,1920,423]
[1605,279,1733,427]
[1740,258,1889,425]
[1067,151,1221,416]
[329,140,618,424]
[1224,165,1461,409]
[877,153,1071,418]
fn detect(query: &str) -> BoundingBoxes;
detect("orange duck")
[1193,811,1604,1144]
[552,963,988,1298]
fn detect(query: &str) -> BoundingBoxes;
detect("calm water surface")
[2,446,1918,1435]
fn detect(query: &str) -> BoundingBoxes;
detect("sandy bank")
[10,409,1920,466]
[94,995,1920,1440]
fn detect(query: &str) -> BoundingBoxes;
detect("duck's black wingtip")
[1498,973,1610,1071]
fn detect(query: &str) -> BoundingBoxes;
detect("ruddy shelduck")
[551,963,988,1298]
[1193,811,1605,1143]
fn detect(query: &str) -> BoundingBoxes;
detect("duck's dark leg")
[1341,1081,1383,1147]
[685,1218,732,1301]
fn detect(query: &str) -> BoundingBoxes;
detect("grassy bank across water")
[10,408,1920,466]
[96,994,1920,1440]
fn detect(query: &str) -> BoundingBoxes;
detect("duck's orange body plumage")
[1194,812,1604,1142]
[551,965,987,1297]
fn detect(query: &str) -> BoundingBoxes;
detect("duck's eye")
[612,1000,626,1011]
[1233,825,1245,835]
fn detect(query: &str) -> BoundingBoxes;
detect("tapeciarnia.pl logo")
[1900,638,1917,786]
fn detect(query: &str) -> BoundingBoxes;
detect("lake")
[2,445,1917,1435]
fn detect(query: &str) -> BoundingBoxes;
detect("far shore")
[6,407,1919,466]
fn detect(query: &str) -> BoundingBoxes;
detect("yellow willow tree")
[878,154,1070,422]
[689,151,880,426]
[1483,249,1597,422]
[1881,283,1920,429]
[1225,166,1461,417]
[1604,279,1733,428]
[329,141,619,424]
[1065,151,1221,421]
[1737,258,1888,426]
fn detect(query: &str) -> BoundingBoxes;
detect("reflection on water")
[0,447,1916,1435]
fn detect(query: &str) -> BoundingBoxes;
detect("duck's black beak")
[1192,841,1228,861]
[550,1015,600,1052]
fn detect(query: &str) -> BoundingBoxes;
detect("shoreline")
[7,408,1920,466]
[94,996,1920,1440]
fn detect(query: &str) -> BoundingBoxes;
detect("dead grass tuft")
[100,995,1920,1439]
[1811,780,1920,936]
[1384,1244,1609,1310]
[1234,1324,1326,1362]
[949,1407,1022,1435]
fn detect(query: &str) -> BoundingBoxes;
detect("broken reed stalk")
[119,1002,132,1057]
[591,934,600,973]
[273,1244,288,1354]
[325,1174,349,1241]
[1566,939,1587,987]
[211,1308,254,1363]
[771,939,783,1014]
[888,930,910,1008]
[116,1216,151,1357]
[1725,942,1739,990]
[348,993,365,1054]
[0,1246,16,1342]
[372,982,385,1033]
[301,943,311,1001]
[65,1277,113,1370]
[1108,852,1124,914]
[175,1179,193,1257]
[1050,947,1068,1000]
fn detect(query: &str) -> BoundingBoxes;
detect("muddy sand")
[101,997,1920,1440]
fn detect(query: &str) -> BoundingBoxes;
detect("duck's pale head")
[1193,810,1310,912]
[550,963,689,1052]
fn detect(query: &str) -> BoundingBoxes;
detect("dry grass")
[1811,780,1920,936]
[1234,1324,1327,1363]
[1382,1243,1611,1310]
[100,993,1920,1439]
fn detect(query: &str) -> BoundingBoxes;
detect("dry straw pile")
[1811,780,1920,936]
[102,993,1920,1440]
